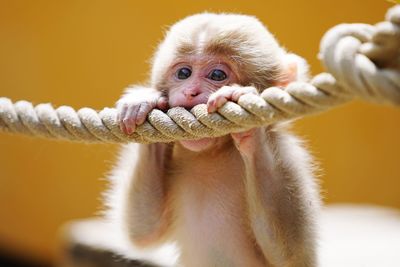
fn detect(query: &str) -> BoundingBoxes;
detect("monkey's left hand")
[206,85,257,113]
[207,85,264,156]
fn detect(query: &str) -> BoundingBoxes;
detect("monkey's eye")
[208,69,227,81]
[176,67,192,80]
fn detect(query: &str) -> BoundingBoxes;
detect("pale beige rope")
[1,5,399,144]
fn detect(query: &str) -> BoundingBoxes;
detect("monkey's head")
[151,13,289,92]
[150,13,301,152]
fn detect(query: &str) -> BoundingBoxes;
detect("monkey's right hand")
[117,87,168,135]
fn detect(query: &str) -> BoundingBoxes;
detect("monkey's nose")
[183,89,201,100]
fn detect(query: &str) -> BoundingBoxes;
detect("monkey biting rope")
[0,5,399,144]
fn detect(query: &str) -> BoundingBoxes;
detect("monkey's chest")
[169,162,265,267]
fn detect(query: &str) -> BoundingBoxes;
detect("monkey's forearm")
[241,144,315,266]
[125,143,172,246]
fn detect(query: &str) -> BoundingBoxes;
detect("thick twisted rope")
[1,5,399,144]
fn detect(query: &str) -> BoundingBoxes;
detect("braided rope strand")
[0,5,399,144]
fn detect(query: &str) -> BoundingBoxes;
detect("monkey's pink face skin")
[166,55,239,152]
[167,56,237,108]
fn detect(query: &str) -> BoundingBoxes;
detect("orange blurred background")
[0,0,399,265]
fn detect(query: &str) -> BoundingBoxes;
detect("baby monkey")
[109,13,320,267]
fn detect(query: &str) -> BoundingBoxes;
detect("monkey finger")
[117,103,128,123]
[120,121,129,135]
[123,104,140,134]
[215,95,230,108]
[231,87,258,102]
[209,86,234,101]
[208,94,230,112]
[207,88,234,112]
[207,97,226,113]
[118,104,129,133]
[136,103,153,125]
[157,97,169,110]
[207,98,217,113]
[207,97,227,113]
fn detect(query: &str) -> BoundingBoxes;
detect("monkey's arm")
[126,143,173,247]
[236,128,319,267]
[109,142,173,248]
[113,86,173,247]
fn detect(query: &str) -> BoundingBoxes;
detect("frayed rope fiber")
[1,5,399,144]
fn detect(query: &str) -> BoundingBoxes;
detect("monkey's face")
[165,54,239,152]
[166,55,238,108]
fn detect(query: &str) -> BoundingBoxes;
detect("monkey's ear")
[278,53,310,86]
